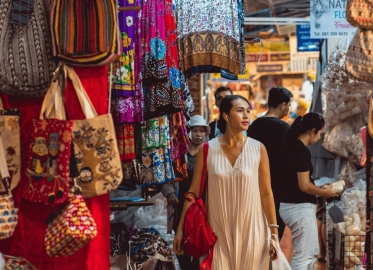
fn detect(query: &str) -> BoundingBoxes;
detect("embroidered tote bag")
[64,65,123,197]
[0,0,56,97]
[50,0,121,66]
[0,98,21,192]
[0,131,18,240]
[45,190,98,257]
[346,29,373,83]
[347,0,373,29]
[23,69,74,205]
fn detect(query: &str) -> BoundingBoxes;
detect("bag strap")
[199,142,208,198]
[39,64,66,120]
[63,65,98,119]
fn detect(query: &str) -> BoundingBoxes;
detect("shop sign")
[246,54,268,62]
[256,64,283,73]
[270,53,290,62]
[269,42,290,52]
[310,0,356,38]
[296,25,320,52]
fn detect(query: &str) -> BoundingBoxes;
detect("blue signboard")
[297,25,321,52]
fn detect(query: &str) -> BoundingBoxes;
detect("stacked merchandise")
[321,41,372,269]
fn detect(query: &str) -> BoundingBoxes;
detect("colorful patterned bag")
[3,254,38,270]
[0,0,56,97]
[23,69,74,205]
[50,0,121,66]
[0,98,21,192]
[64,65,123,197]
[347,0,373,29]
[45,189,98,257]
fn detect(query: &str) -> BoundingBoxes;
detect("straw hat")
[189,115,210,134]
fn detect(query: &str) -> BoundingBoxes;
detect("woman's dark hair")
[217,95,250,134]
[286,113,325,144]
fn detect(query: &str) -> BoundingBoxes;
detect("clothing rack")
[118,6,140,11]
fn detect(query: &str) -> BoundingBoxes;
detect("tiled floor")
[280,227,327,270]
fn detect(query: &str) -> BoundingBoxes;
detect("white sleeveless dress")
[207,138,270,270]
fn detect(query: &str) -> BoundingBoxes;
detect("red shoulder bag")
[182,142,216,266]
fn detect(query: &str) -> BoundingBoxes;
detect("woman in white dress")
[173,95,279,270]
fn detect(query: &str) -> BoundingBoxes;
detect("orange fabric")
[0,66,110,270]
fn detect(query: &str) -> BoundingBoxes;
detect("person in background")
[209,86,233,139]
[279,113,337,270]
[162,115,210,270]
[174,95,278,269]
[286,98,310,126]
[247,86,293,240]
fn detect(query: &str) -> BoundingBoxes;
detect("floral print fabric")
[176,0,245,77]
[141,115,170,149]
[140,146,175,185]
[169,112,189,161]
[113,0,137,96]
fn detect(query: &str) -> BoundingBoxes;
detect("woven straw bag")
[0,0,56,97]
[347,0,373,29]
[346,29,373,83]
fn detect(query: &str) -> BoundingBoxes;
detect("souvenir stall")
[316,3,373,268]
[0,0,246,269]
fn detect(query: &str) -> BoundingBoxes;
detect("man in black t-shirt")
[209,86,233,139]
[248,86,293,239]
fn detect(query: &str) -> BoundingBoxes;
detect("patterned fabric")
[0,0,56,97]
[142,116,170,149]
[110,222,137,256]
[0,108,21,192]
[23,119,73,205]
[113,0,138,96]
[45,194,98,257]
[0,180,18,240]
[3,255,38,270]
[176,0,245,78]
[169,112,189,161]
[237,0,245,75]
[10,0,34,26]
[142,0,183,120]
[118,161,138,191]
[140,147,175,185]
[171,153,187,182]
[180,71,194,121]
[51,0,121,66]
[130,228,174,268]
[110,0,143,123]
[123,124,135,161]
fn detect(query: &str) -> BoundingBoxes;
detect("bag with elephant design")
[64,65,123,198]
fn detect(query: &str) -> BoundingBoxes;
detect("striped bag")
[50,0,121,66]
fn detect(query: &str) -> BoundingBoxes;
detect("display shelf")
[109,200,155,211]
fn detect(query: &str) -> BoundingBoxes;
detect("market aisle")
[280,227,327,270]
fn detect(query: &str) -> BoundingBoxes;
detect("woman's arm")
[298,172,336,197]
[258,143,278,236]
[173,145,205,254]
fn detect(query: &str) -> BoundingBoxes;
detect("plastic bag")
[271,235,291,270]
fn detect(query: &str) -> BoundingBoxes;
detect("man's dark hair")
[214,86,233,100]
[267,87,293,108]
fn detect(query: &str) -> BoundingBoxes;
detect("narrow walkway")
[280,227,327,270]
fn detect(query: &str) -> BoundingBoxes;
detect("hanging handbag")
[64,65,123,198]
[346,0,373,29]
[182,142,216,259]
[0,0,56,97]
[346,29,373,83]
[22,66,74,205]
[0,131,18,240]
[45,185,98,257]
[3,254,38,270]
[50,0,121,66]
[0,98,21,192]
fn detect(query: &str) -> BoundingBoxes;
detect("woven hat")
[189,115,210,134]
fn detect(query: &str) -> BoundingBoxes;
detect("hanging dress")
[207,138,270,270]
[176,0,245,78]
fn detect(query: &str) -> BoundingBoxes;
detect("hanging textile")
[110,0,143,123]
[176,0,245,79]
[113,0,138,96]
[141,0,183,120]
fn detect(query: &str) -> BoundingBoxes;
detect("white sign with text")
[310,0,356,38]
